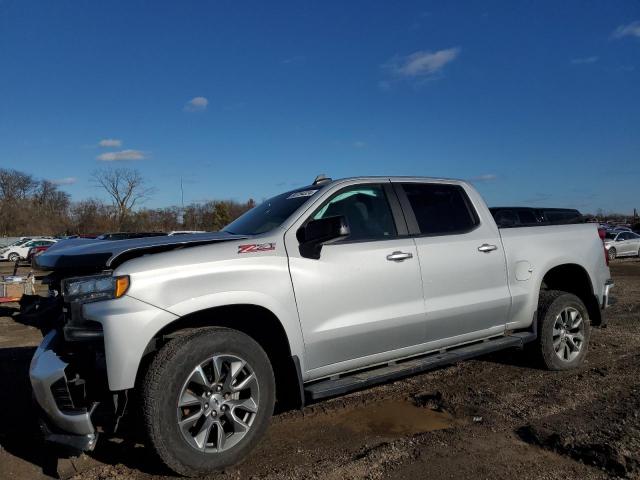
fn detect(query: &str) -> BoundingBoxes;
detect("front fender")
[160,290,306,367]
[83,296,180,391]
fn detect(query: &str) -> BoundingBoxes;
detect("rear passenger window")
[401,183,478,235]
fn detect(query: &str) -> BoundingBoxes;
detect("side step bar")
[304,333,536,402]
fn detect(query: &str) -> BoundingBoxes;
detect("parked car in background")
[490,207,583,228]
[538,208,583,224]
[609,226,632,233]
[96,232,168,241]
[27,244,54,266]
[167,230,207,236]
[0,238,58,262]
[1,237,34,248]
[604,231,640,260]
[62,234,99,240]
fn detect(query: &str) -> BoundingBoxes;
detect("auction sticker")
[287,190,318,199]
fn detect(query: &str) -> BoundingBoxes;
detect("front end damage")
[30,330,99,451]
[28,284,120,452]
[27,232,245,451]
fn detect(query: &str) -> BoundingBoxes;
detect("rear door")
[285,182,427,372]
[394,181,511,344]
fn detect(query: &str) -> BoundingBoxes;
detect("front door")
[284,182,426,372]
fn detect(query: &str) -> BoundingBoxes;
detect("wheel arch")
[137,303,305,411]
[538,263,602,326]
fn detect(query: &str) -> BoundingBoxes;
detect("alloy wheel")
[176,354,259,453]
[552,307,585,362]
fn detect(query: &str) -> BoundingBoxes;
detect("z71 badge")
[238,243,276,254]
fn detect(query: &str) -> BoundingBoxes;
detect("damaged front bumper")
[29,330,98,451]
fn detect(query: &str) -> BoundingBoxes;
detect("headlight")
[62,274,130,302]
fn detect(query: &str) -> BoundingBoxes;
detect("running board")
[304,334,533,402]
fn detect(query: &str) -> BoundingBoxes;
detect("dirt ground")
[1,259,638,480]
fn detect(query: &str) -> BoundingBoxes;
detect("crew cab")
[30,176,613,476]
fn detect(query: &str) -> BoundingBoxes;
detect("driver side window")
[313,184,397,241]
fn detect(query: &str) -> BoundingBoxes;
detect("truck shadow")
[476,347,542,369]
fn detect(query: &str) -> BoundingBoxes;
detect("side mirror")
[296,215,350,259]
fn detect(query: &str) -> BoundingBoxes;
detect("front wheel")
[608,247,617,261]
[8,252,19,263]
[534,290,590,370]
[142,327,275,477]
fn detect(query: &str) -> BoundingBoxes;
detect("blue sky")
[0,1,638,213]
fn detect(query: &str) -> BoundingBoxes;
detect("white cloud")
[612,21,640,39]
[97,149,147,162]
[469,174,497,183]
[570,56,599,65]
[184,96,209,112]
[282,55,306,65]
[49,177,77,185]
[385,47,460,79]
[99,138,122,147]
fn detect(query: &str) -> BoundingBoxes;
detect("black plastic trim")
[291,355,305,409]
[383,182,409,236]
[304,334,529,402]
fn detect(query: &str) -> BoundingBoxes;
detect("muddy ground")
[0,259,638,480]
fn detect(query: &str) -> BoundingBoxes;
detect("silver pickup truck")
[31,176,613,476]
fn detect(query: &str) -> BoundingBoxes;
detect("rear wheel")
[142,327,275,477]
[534,290,590,370]
[608,247,617,261]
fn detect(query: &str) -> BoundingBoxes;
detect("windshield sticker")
[287,190,318,199]
[238,243,276,254]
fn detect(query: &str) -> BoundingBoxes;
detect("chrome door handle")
[386,251,413,262]
[478,244,498,253]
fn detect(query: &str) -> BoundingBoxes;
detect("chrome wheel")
[608,248,616,261]
[177,354,259,453]
[552,307,585,362]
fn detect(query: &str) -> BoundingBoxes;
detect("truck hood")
[35,232,249,272]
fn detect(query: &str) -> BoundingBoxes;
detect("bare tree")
[92,168,154,229]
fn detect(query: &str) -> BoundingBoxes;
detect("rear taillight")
[598,228,609,266]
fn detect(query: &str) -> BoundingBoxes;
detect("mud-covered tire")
[534,290,591,370]
[141,327,275,477]
[608,247,617,261]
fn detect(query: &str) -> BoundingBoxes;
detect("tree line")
[0,167,256,237]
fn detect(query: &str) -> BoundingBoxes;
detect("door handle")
[478,244,498,253]
[386,251,413,262]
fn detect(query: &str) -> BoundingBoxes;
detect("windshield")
[604,232,617,240]
[10,238,30,246]
[223,187,320,235]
